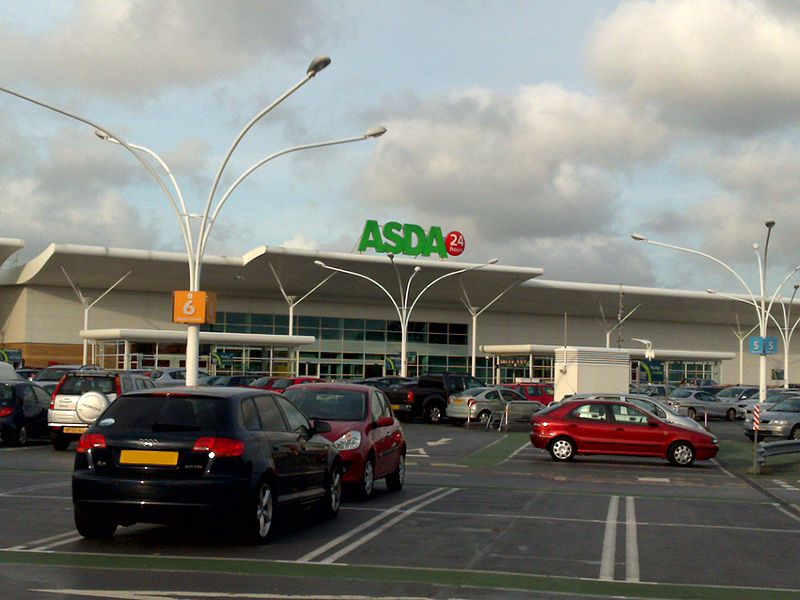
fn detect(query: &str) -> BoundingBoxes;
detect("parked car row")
[71,381,406,543]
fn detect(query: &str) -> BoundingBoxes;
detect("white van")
[0,361,21,380]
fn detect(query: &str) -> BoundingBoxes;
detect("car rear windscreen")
[95,395,227,432]
[60,376,116,395]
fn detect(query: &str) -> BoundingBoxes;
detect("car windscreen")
[462,387,488,396]
[670,389,693,399]
[36,367,72,381]
[60,375,116,395]
[271,378,293,389]
[94,395,227,432]
[282,389,367,421]
[251,377,274,387]
[769,398,800,413]
[716,388,740,398]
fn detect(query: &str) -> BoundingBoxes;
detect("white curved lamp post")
[1,56,386,385]
[315,257,498,377]
[633,222,799,404]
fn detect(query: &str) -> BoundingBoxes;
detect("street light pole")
[2,56,386,387]
[315,257,498,377]
[633,223,799,406]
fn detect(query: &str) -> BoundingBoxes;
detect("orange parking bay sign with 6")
[172,291,217,325]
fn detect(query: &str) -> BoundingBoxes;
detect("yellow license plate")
[120,450,179,466]
[63,426,87,434]
[390,404,402,411]
[452,398,464,405]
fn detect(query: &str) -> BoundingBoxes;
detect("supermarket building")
[1,237,788,386]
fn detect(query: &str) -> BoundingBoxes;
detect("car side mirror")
[374,416,394,428]
[312,420,332,434]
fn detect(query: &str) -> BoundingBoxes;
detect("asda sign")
[358,220,465,258]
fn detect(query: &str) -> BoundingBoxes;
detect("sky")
[2,0,800,294]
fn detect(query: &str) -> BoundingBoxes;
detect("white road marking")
[296,487,450,563]
[625,497,639,582]
[319,487,459,564]
[499,441,531,465]
[636,477,670,483]
[711,458,737,479]
[774,503,800,525]
[31,535,83,551]
[774,480,800,491]
[6,530,78,551]
[0,481,70,496]
[426,438,452,447]
[599,495,618,581]
[33,591,438,599]
[406,448,429,457]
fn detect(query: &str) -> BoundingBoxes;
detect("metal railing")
[756,439,800,467]
[487,401,543,431]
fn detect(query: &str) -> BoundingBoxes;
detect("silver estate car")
[743,396,800,441]
[667,388,738,421]
[446,387,536,425]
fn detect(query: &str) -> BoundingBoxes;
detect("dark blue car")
[0,379,52,445]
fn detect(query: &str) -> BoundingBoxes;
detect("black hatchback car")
[0,379,52,446]
[72,387,342,543]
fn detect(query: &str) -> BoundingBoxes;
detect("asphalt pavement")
[1,420,799,599]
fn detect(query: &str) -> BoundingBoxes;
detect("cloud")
[280,233,320,251]
[355,84,667,282]
[0,0,339,98]
[589,0,800,135]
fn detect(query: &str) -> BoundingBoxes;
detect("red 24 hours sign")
[446,231,465,256]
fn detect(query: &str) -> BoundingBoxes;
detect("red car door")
[607,403,667,456]
[564,403,617,452]
[370,390,402,478]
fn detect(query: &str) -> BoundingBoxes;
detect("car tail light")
[0,407,13,417]
[407,390,414,403]
[115,377,122,396]
[468,399,476,407]
[76,433,107,453]
[193,437,245,457]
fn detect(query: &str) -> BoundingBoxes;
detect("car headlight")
[772,420,787,425]
[333,430,362,451]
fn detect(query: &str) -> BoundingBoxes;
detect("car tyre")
[790,425,800,440]
[425,402,444,424]
[74,507,117,539]
[549,437,575,462]
[477,410,491,425]
[386,453,405,492]
[241,480,276,544]
[51,431,70,451]
[319,464,342,520]
[357,457,375,500]
[687,407,697,420]
[668,441,695,467]
[725,408,736,421]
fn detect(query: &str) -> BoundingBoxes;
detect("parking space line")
[6,530,77,551]
[297,487,451,563]
[319,487,459,564]
[711,458,737,479]
[499,441,531,465]
[625,496,639,582]
[775,504,800,525]
[599,495,618,581]
[30,535,83,551]
[0,481,70,496]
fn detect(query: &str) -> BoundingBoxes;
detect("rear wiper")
[151,422,201,432]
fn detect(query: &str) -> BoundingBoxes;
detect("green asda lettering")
[358,220,449,258]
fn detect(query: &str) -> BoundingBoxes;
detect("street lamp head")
[387,252,395,260]
[795,284,800,290]
[706,289,717,295]
[314,260,326,267]
[364,126,387,139]
[307,55,331,76]
[413,266,421,273]
[631,233,647,241]
[766,219,776,229]
[487,258,499,265]
[752,243,759,251]
[94,130,118,144]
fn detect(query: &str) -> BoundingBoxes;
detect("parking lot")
[2,420,800,599]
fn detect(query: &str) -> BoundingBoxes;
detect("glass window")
[344,318,365,329]
[254,395,288,431]
[611,404,649,425]
[376,391,393,418]
[484,390,500,401]
[60,375,116,395]
[241,398,261,431]
[33,386,52,407]
[276,396,311,433]
[370,392,383,421]
[572,404,608,421]
[365,319,385,331]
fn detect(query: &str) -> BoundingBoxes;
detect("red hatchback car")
[269,377,324,393]
[531,399,718,467]
[283,383,406,498]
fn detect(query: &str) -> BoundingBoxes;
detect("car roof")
[285,382,371,393]
[120,386,271,399]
